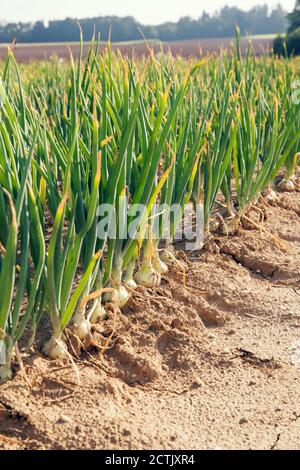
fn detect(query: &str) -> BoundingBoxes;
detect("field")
[1,198,300,450]
[0,35,300,450]
[0,35,276,62]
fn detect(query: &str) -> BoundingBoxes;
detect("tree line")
[0,5,287,43]
[274,0,300,55]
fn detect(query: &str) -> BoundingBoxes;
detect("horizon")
[0,0,295,26]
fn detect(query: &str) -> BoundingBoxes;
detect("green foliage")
[0,37,299,380]
[274,1,300,55]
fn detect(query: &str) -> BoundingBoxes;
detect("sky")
[0,0,296,25]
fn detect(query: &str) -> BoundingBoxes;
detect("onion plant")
[0,36,299,381]
[0,84,42,382]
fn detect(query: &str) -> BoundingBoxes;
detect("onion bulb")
[134,227,162,287]
[123,262,137,290]
[0,361,12,384]
[278,178,295,192]
[103,281,130,308]
[134,261,161,287]
[71,306,91,340]
[90,300,107,324]
[73,319,91,340]
[160,243,176,264]
[262,184,278,203]
[42,337,69,360]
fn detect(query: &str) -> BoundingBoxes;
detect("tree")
[287,0,300,33]
[274,1,300,55]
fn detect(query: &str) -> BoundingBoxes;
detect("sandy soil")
[0,191,299,450]
[0,37,274,63]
